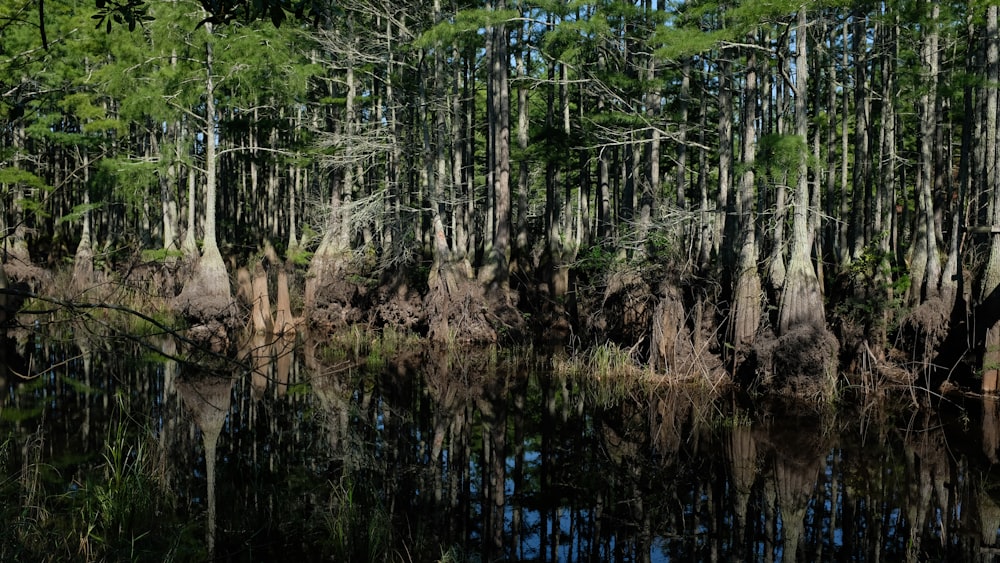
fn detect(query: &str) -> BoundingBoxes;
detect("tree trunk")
[697,80,712,269]
[980,6,1000,393]
[182,160,198,259]
[635,48,658,259]
[176,22,234,324]
[250,260,272,333]
[910,3,942,304]
[778,8,825,334]
[422,0,496,342]
[304,39,358,322]
[849,13,872,262]
[515,20,530,269]
[6,123,31,265]
[163,125,181,256]
[544,54,573,321]
[731,48,762,352]
[716,56,734,264]
[675,59,690,209]
[876,15,898,261]
[482,0,511,291]
[597,49,613,244]
[72,151,94,291]
[767,32,789,291]
[823,23,839,281]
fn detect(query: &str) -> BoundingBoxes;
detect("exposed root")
[899,296,950,367]
[425,259,497,344]
[374,270,426,333]
[649,281,727,384]
[174,249,237,329]
[751,324,839,400]
[585,268,656,354]
[304,253,368,332]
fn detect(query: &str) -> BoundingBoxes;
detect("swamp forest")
[4,0,1000,560]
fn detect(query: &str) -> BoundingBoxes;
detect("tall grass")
[321,326,423,371]
[0,399,201,562]
[549,341,663,407]
[321,477,395,562]
[587,341,637,377]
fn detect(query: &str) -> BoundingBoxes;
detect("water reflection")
[176,370,233,557]
[2,331,1000,561]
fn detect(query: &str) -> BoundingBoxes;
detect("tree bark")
[515,20,530,267]
[72,150,94,291]
[716,56,733,262]
[675,59,690,209]
[778,8,825,334]
[732,48,762,351]
[635,44,659,259]
[483,0,511,291]
[176,22,235,323]
[849,12,872,262]
[910,3,942,304]
[980,5,1000,392]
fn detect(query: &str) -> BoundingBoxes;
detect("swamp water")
[0,328,1000,562]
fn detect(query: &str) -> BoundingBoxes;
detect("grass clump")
[555,341,645,379]
[1,398,202,562]
[321,326,423,371]
[321,477,395,562]
[587,341,638,378]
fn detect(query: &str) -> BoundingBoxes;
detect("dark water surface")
[2,328,1000,562]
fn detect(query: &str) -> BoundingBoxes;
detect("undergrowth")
[0,397,202,562]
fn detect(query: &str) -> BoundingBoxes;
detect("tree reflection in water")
[3,332,1000,560]
[175,370,234,558]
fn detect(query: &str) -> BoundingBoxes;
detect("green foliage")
[0,393,200,561]
[655,26,725,60]
[647,228,677,262]
[16,196,50,219]
[587,341,636,377]
[834,234,908,333]
[90,0,153,34]
[321,476,394,561]
[758,133,807,180]
[366,347,385,371]
[140,248,185,263]
[87,410,156,542]
[56,202,103,226]
[577,244,618,280]
[124,307,177,337]
[59,93,106,121]
[25,113,101,148]
[0,169,49,192]
[541,10,612,62]
[416,8,520,49]
[59,374,101,395]
[94,157,158,209]
[288,246,314,267]
[655,0,802,59]
[90,0,323,31]
[70,396,201,560]
[714,409,753,429]
[529,124,573,164]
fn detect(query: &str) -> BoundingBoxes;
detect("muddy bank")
[254,251,978,401]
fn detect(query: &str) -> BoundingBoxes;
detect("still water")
[1,326,1000,562]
